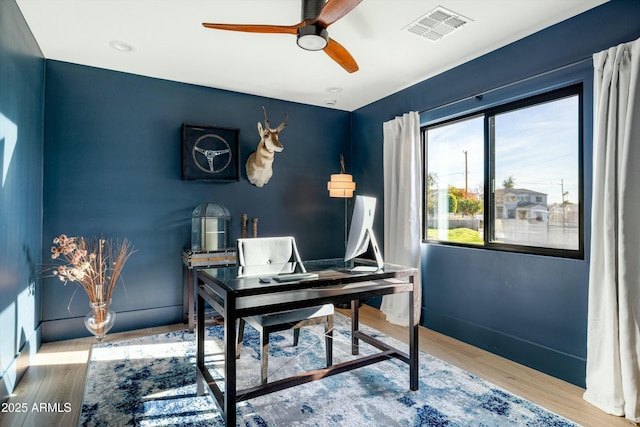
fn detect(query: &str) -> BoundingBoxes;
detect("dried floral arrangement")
[50,234,136,310]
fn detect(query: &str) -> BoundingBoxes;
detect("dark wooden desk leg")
[326,314,333,366]
[351,299,359,355]
[188,268,195,333]
[196,286,205,396]
[409,275,419,391]
[223,294,237,427]
[182,265,189,325]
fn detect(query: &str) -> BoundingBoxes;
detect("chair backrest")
[236,236,306,277]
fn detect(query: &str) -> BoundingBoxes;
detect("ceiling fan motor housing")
[297,0,329,50]
[301,0,325,21]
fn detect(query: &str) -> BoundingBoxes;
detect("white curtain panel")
[381,112,422,327]
[584,37,640,423]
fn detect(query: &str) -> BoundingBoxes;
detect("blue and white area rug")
[80,313,579,426]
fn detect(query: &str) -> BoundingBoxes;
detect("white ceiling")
[17,0,607,112]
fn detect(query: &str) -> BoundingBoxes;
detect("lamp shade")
[328,173,356,198]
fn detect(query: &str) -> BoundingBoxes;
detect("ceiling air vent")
[404,6,471,42]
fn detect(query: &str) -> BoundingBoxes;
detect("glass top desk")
[195,258,419,427]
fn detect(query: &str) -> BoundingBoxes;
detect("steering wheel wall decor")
[192,133,232,174]
[182,124,240,182]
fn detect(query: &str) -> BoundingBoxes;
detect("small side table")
[182,249,236,332]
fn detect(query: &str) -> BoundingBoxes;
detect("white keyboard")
[273,272,319,283]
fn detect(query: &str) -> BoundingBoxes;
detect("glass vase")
[84,300,116,342]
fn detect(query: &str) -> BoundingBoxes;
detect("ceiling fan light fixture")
[297,25,328,51]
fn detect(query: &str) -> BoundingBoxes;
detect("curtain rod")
[419,56,592,115]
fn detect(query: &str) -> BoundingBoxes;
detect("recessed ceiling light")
[324,99,338,106]
[326,87,343,93]
[109,40,134,52]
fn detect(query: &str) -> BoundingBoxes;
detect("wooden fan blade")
[323,38,359,73]
[315,0,363,27]
[202,22,303,35]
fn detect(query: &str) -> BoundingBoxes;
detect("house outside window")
[423,84,583,258]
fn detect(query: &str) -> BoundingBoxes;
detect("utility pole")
[561,178,569,227]
[463,150,468,197]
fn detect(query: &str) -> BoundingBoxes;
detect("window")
[423,84,583,258]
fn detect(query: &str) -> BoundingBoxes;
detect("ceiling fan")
[202,0,362,73]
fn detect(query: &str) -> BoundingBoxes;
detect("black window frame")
[422,83,584,259]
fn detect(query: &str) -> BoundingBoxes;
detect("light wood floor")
[0,305,633,427]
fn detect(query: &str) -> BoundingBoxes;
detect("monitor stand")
[349,228,384,272]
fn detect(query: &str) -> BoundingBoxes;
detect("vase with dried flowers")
[50,234,135,341]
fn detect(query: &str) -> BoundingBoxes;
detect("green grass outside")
[427,227,483,244]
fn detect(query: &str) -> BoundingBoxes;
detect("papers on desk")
[350,265,380,273]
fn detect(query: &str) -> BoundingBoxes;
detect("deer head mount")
[246,107,288,187]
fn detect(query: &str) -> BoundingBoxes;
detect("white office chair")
[235,236,334,383]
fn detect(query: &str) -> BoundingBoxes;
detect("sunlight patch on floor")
[31,349,89,366]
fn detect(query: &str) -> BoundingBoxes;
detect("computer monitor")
[344,195,384,271]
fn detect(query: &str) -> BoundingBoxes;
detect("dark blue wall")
[351,0,640,387]
[41,61,351,341]
[0,0,45,402]
[4,0,639,393]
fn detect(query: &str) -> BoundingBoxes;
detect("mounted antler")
[263,106,288,133]
[246,107,288,187]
